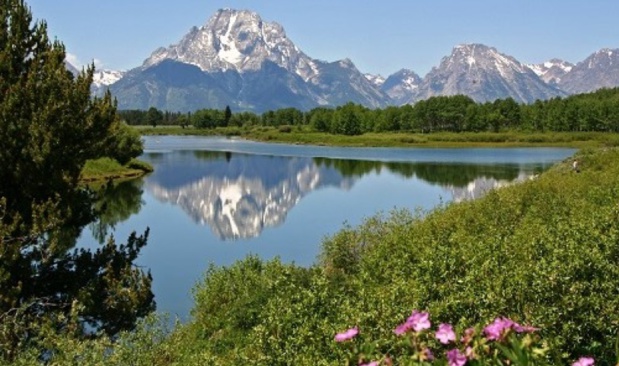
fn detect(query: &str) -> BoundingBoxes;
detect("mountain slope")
[111,60,238,111]
[111,8,388,112]
[526,59,573,85]
[559,48,619,94]
[381,69,422,105]
[411,44,565,104]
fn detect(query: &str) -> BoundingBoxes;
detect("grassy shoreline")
[79,157,153,184]
[136,125,619,148]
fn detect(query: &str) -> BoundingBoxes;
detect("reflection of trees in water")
[314,158,384,178]
[410,163,522,187]
[314,157,529,187]
[89,179,146,244]
[1,182,154,359]
[193,150,229,161]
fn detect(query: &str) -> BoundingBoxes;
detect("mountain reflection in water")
[83,139,575,319]
[139,150,544,240]
[146,152,355,240]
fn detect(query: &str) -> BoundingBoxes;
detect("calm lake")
[79,136,576,320]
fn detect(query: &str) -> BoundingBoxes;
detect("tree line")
[120,88,619,135]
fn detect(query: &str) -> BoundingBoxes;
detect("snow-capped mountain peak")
[449,43,531,76]
[410,43,564,104]
[558,48,619,94]
[526,58,574,84]
[92,69,125,87]
[364,73,385,88]
[142,8,319,81]
[380,69,422,104]
[587,48,617,68]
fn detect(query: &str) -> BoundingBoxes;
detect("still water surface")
[80,136,576,319]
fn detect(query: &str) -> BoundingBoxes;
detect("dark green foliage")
[307,107,334,132]
[128,88,619,136]
[192,108,225,128]
[145,106,163,128]
[261,107,304,126]
[119,108,191,127]
[332,103,364,135]
[103,122,144,165]
[224,105,232,126]
[231,88,619,135]
[0,0,153,361]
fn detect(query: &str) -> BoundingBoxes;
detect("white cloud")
[65,53,105,70]
[65,52,82,68]
[92,58,105,69]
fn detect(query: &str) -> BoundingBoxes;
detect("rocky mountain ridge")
[84,8,617,111]
[409,44,567,104]
[558,48,619,94]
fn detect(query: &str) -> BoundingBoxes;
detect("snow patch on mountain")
[411,44,564,104]
[364,73,385,88]
[380,69,422,104]
[142,9,321,82]
[92,69,125,87]
[526,59,574,84]
[559,48,619,93]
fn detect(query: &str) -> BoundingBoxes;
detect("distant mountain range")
[77,8,619,112]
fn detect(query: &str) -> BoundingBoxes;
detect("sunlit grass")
[80,157,153,183]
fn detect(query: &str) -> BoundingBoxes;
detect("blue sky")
[27,0,618,77]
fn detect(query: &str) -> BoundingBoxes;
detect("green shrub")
[126,158,154,173]
[177,148,619,364]
[278,125,293,133]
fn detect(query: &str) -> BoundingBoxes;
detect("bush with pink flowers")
[335,310,597,366]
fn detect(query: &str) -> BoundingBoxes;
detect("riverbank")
[136,125,619,148]
[79,157,153,184]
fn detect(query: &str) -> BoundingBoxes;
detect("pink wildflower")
[394,310,431,335]
[436,323,456,344]
[465,346,476,360]
[334,327,359,342]
[483,317,514,341]
[393,321,411,336]
[572,357,595,366]
[446,348,467,366]
[407,310,431,332]
[484,317,539,341]
[513,323,539,333]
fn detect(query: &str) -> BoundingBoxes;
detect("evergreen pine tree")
[224,105,232,126]
[0,1,153,359]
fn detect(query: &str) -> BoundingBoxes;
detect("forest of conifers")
[120,87,619,134]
